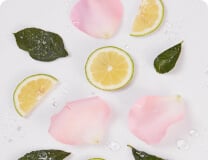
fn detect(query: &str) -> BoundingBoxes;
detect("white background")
[1,0,208,159]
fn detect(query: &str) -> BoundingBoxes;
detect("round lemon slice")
[85,46,134,91]
[13,74,58,117]
[131,0,164,36]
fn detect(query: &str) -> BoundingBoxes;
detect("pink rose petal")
[70,0,123,39]
[49,97,111,145]
[128,96,185,144]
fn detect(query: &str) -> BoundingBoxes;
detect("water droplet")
[42,41,47,45]
[50,98,58,108]
[140,154,145,158]
[164,24,171,33]
[52,101,58,107]
[107,141,121,151]
[176,139,189,150]
[165,22,173,29]
[38,152,48,159]
[163,22,180,41]
[189,129,199,137]
[124,44,129,49]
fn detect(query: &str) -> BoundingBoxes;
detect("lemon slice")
[85,46,134,91]
[130,0,164,36]
[13,74,58,117]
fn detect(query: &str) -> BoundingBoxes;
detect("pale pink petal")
[70,0,123,39]
[128,96,185,144]
[49,97,111,145]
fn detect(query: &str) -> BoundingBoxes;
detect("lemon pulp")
[85,46,134,90]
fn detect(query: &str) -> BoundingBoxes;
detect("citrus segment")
[85,46,134,90]
[131,0,164,36]
[13,74,58,117]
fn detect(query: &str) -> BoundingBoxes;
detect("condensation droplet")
[163,21,182,41]
[124,44,129,49]
[38,152,48,159]
[176,139,190,150]
[164,22,173,34]
[50,98,58,108]
[189,129,199,137]
[107,141,121,151]
[42,41,47,45]
[52,101,58,107]
[140,154,145,158]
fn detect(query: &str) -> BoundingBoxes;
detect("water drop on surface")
[176,139,190,150]
[189,129,199,137]
[107,141,121,151]
[42,41,47,45]
[52,101,58,107]
[139,154,145,158]
[50,98,58,108]
[38,152,48,159]
[124,44,129,49]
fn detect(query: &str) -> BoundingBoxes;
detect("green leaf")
[14,28,68,62]
[154,42,183,74]
[128,145,164,160]
[18,149,70,160]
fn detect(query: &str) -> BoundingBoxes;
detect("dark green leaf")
[154,42,183,74]
[14,28,68,62]
[128,145,165,160]
[18,149,70,160]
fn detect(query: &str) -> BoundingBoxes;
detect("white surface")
[1,0,208,159]
[203,0,208,4]
[0,0,4,5]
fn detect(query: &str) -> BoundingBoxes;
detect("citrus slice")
[13,74,58,117]
[130,0,164,36]
[85,46,134,91]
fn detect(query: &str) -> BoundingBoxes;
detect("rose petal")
[49,96,111,145]
[70,0,123,39]
[128,96,185,144]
